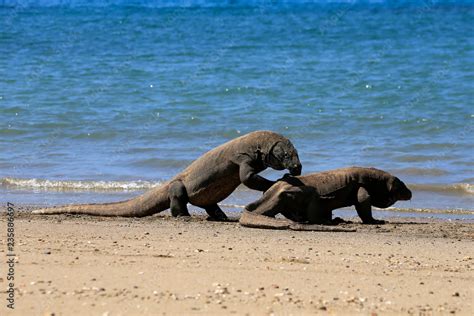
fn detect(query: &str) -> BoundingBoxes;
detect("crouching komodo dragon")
[33,131,302,221]
[240,167,412,231]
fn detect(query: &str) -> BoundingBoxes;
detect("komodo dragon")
[33,131,302,221]
[240,167,412,230]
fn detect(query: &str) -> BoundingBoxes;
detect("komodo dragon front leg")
[237,155,275,192]
[355,187,386,224]
[204,204,228,221]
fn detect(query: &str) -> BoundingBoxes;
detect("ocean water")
[1,1,473,218]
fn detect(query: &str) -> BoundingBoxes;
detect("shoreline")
[0,205,473,315]
[3,200,474,222]
[1,176,473,213]
[1,185,474,221]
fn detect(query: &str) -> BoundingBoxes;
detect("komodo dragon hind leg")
[204,204,229,221]
[169,180,191,217]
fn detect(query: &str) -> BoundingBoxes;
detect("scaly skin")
[33,131,302,220]
[240,167,412,230]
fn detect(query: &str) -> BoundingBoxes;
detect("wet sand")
[0,206,473,315]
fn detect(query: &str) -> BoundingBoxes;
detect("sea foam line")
[0,177,162,191]
[408,183,474,196]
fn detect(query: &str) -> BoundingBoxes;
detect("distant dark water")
[0,1,473,215]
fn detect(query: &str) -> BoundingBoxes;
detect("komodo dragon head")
[387,176,412,202]
[370,174,412,208]
[265,139,302,176]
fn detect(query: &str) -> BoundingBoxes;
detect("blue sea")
[1,0,473,219]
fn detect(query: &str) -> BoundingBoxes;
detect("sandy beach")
[2,1,473,315]
[0,206,473,315]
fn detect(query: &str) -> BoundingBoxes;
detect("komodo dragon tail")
[32,182,171,217]
[239,211,356,232]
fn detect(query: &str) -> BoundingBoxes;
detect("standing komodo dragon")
[240,167,412,230]
[33,131,302,221]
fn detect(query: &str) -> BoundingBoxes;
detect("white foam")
[0,177,162,191]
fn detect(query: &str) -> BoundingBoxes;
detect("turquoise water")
[1,1,473,216]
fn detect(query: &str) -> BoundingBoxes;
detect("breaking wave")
[0,177,163,191]
[408,183,474,196]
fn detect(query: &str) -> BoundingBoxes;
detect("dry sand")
[0,206,473,315]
